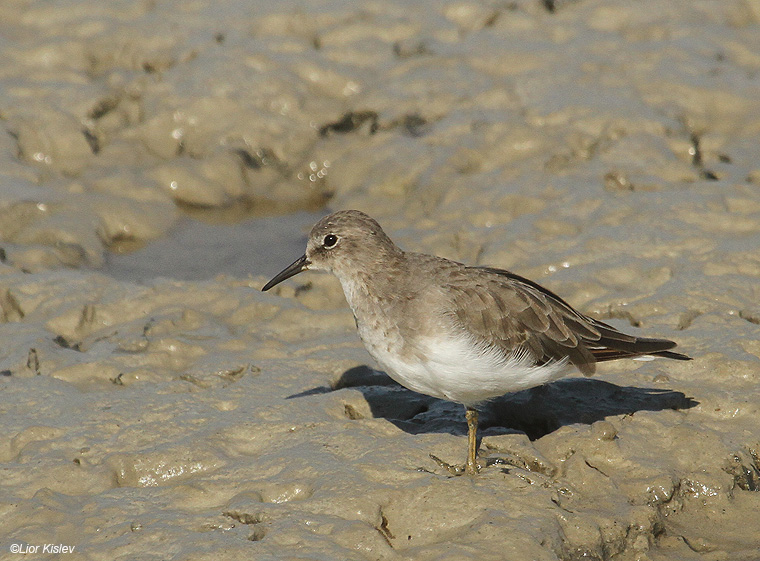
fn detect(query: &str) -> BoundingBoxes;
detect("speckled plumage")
[263,210,690,474]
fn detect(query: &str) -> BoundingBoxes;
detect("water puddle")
[102,210,323,283]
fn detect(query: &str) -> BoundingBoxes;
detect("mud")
[1,1,760,560]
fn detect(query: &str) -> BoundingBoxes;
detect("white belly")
[363,332,570,407]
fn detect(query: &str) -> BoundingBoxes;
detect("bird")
[262,210,690,475]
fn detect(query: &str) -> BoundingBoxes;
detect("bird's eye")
[323,234,338,248]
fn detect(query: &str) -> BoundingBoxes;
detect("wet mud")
[1,1,760,559]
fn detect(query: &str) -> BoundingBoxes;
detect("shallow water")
[103,210,322,282]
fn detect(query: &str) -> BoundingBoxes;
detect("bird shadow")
[287,365,698,441]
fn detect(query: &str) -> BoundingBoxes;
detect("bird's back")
[429,259,689,375]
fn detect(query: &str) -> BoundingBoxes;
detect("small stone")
[591,420,617,441]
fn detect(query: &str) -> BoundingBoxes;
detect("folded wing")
[444,266,690,376]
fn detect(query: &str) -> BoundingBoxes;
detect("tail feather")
[651,350,691,361]
[590,335,692,363]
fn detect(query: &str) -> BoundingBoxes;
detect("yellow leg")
[429,406,482,475]
[465,407,480,475]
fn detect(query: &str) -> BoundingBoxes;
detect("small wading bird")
[263,210,690,475]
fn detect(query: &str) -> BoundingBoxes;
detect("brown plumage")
[444,266,689,376]
[263,210,691,474]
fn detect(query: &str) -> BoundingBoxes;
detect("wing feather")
[440,264,689,376]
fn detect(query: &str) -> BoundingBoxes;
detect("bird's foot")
[429,454,482,476]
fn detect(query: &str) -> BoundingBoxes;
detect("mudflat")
[1,1,759,559]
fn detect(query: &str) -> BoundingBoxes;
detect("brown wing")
[443,265,689,376]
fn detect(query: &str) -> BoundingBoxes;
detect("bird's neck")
[336,251,406,319]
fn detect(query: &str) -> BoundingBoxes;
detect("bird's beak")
[261,254,310,291]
